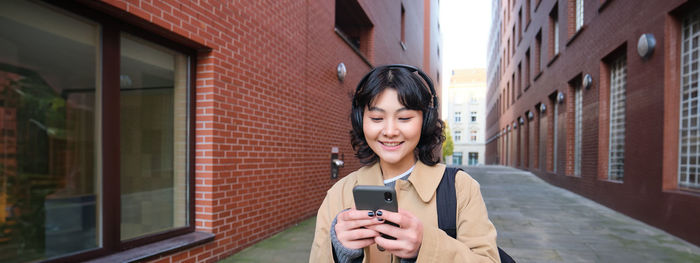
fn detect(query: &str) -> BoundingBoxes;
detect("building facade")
[0,0,441,262]
[446,69,486,166]
[486,0,700,246]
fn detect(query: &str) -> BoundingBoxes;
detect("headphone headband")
[355,64,437,108]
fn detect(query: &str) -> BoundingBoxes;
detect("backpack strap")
[436,167,460,239]
[436,167,517,263]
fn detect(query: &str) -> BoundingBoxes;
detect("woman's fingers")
[335,209,384,249]
[368,209,423,259]
[341,236,377,250]
[337,227,379,242]
[337,209,383,231]
[340,209,377,221]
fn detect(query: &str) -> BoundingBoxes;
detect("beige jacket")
[309,162,500,263]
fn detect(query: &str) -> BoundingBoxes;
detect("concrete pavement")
[220,165,700,262]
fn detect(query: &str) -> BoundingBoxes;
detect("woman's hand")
[367,209,423,259]
[335,209,383,249]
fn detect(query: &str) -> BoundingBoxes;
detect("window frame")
[549,4,560,58]
[677,9,700,190]
[662,1,700,195]
[576,0,584,31]
[608,56,627,182]
[30,2,201,261]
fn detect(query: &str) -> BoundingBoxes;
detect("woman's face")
[363,88,423,170]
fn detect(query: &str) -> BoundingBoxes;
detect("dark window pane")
[0,1,100,261]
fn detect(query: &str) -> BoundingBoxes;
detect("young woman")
[310,65,499,263]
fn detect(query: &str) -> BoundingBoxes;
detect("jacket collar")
[355,161,446,203]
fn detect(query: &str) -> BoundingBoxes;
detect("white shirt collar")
[383,164,416,184]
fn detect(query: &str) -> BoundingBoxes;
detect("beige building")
[445,68,486,165]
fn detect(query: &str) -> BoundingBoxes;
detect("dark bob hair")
[350,65,445,166]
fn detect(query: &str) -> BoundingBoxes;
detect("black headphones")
[351,64,438,138]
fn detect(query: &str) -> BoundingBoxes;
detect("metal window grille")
[679,10,700,189]
[608,56,626,181]
[575,0,584,31]
[575,86,582,176]
[554,101,558,173]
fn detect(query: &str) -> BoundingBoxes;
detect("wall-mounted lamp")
[507,125,511,131]
[583,74,593,90]
[539,103,546,113]
[518,117,524,125]
[557,91,565,104]
[637,33,656,60]
[527,111,534,120]
[337,62,347,82]
[503,128,506,134]
[513,122,517,129]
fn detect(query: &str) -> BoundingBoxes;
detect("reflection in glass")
[120,34,188,240]
[0,1,100,261]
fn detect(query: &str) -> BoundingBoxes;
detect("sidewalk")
[220,165,700,262]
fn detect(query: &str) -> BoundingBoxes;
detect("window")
[552,95,559,173]
[0,1,195,261]
[518,8,523,42]
[468,152,478,166]
[120,34,190,240]
[400,4,406,49]
[511,73,516,104]
[525,49,531,88]
[455,111,462,122]
[517,62,522,96]
[549,4,559,57]
[679,10,700,189]
[335,0,373,57]
[608,56,627,181]
[471,130,478,142]
[455,130,462,142]
[535,30,542,74]
[512,26,516,57]
[575,84,583,176]
[539,105,547,171]
[471,111,478,122]
[575,0,584,31]
[453,152,463,165]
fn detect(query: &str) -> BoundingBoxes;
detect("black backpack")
[436,167,516,263]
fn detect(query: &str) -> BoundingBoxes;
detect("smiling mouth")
[380,141,403,147]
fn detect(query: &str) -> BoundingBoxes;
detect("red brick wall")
[92,0,439,262]
[486,0,700,246]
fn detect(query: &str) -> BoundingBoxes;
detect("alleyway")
[222,166,700,262]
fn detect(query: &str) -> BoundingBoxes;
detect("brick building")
[486,0,700,246]
[0,0,441,262]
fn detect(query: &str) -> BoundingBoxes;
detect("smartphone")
[352,185,399,240]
